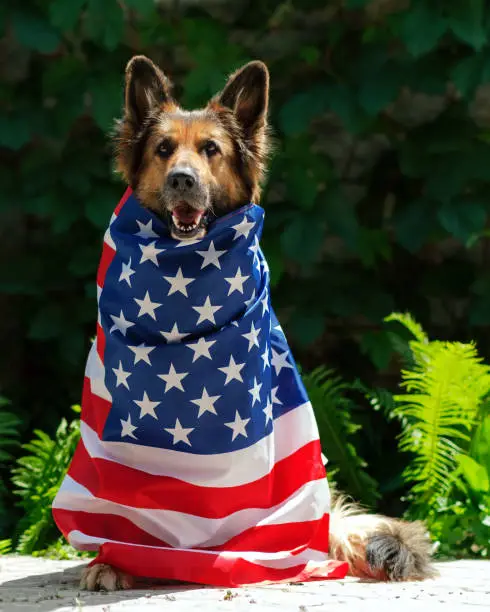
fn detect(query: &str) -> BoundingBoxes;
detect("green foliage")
[388,313,490,557]
[304,367,379,508]
[11,407,80,554]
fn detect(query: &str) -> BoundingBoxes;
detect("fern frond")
[394,337,490,511]
[0,409,21,463]
[0,539,12,555]
[385,312,428,344]
[304,367,379,507]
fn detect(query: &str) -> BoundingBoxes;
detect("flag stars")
[119,258,135,286]
[134,291,162,320]
[112,361,131,389]
[164,418,194,446]
[158,363,188,392]
[139,241,165,265]
[219,355,245,384]
[263,396,273,424]
[186,337,216,362]
[260,293,270,315]
[271,386,282,405]
[242,321,261,352]
[163,267,195,297]
[110,310,135,336]
[128,343,155,365]
[196,241,226,269]
[193,296,222,325]
[232,216,255,240]
[120,414,138,439]
[225,267,250,295]
[135,219,159,239]
[248,377,262,406]
[271,348,294,375]
[225,411,251,441]
[134,391,160,419]
[160,322,188,343]
[261,346,270,370]
[191,387,220,418]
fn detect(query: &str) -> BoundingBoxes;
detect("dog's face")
[114,56,270,240]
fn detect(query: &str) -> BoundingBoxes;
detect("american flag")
[52,188,348,586]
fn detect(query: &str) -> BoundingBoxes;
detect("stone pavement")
[0,556,488,612]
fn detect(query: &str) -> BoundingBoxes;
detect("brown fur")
[80,56,435,591]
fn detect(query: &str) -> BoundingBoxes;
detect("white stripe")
[80,400,319,488]
[104,224,116,250]
[85,341,111,402]
[54,476,329,549]
[67,529,329,569]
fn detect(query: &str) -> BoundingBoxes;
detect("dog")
[76,56,434,591]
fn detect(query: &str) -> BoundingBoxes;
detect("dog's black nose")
[167,170,196,192]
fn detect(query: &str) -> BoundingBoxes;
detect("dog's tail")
[328,491,437,581]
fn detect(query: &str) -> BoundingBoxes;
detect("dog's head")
[114,56,270,240]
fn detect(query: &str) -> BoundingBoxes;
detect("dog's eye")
[157,139,174,159]
[203,141,220,157]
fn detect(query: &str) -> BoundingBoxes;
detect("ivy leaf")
[286,165,317,209]
[358,62,402,116]
[360,330,394,370]
[398,5,447,57]
[438,200,487,243]
[49,0,86,31]
[279,86,329,136]
[394,199,433,253]
[280,216,325,264]
[84,0,124,50]
[12,11,60,53]
[89,75,122,131]
[261,239,284,287]
[448,0,487,51]
[323,189,359,251]
[451,53,484,98]
[327,84,367,133]
[85,185,120,229]
[0,115,30,151]
[289,312,325,347]
[124,0,157,18]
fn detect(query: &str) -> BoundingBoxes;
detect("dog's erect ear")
[124,55,172,125]
[216,61,269,136]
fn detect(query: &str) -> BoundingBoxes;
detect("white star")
[248,235,260,260]
[244,290,256,309]
[134,391,160,419]
[260,293,270,315]
[191,387,220,417]
[163,267,195,297]
[139,241,164,265]
[164,418,194,446]
[242,321,261,352]
[120,414,138,439]
[110,310,135,336]
[248,376,262,406]
[261,258,270,273]
[134,291,162,320]
[219,355,245,384]
[135,219,159,239]
[232,216,255,240]
[186,337,216,362]
[112,361,131,389]
[160,322,188,343]
[271,385,282,405]
[271,348,294,375]
[261,347,270,370]
[128,343,155,365]
[176,238,201,247]
[225,410,250,441]
[158,363,188,392]
[196,241,226,269]
[263,397,273,424]
[225,267,250,296]
[193,296,222,325]
[119,258,135,286]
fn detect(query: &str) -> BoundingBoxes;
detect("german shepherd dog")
[81,56,434,591]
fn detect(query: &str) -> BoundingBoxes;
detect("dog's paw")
[365,521,437,581]
[80,563,134,591]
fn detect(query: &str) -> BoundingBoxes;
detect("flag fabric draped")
[52,188,348,586]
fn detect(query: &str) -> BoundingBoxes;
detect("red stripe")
[96,242,116,289]
[68,437,325,518]
[92,540,348,586]
[53,508,170,548]
[114,187,131,215]
[80,377,111,438]
[96,322,106,362]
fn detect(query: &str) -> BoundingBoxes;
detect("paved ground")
[0,556,488,611]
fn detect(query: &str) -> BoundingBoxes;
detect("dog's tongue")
[173,204,203,225]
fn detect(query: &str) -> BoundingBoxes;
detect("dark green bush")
[2,0,490,543]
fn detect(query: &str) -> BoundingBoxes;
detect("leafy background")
[0,0,489,557]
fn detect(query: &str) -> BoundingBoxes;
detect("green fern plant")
[303,367,379,507]
[0,397,21,463]
[386,313,490,515]
[11,406,81,554]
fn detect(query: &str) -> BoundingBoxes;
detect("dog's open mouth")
[170,203,207,241]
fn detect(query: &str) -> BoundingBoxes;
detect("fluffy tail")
[328,492,437,581]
